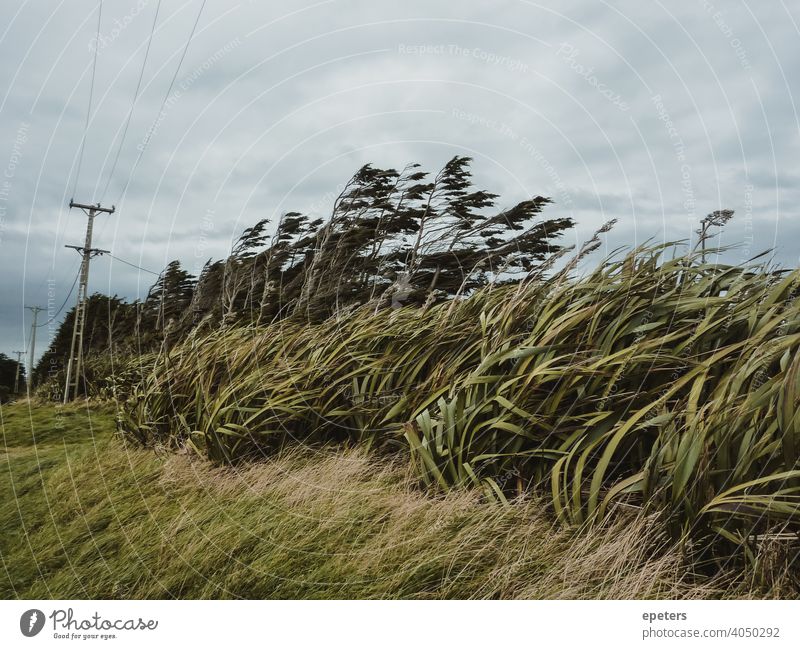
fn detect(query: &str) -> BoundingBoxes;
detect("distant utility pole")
[12,350,26,394]
[63,200,114,403]
[25,305,44,392]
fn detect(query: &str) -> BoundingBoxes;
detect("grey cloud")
[1,0,799,359]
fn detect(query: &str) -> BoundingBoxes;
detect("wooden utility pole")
[12,350,25,394]
[63,200,114,403]
[25,305,44,392]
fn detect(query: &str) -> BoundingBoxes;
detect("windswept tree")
[184,157,575,323]
[221,218,271,324]
[142,261,196,331]
[219,156,576,321]
[255,212,323,322]
[294,156,575,317]
[696,209,735,263]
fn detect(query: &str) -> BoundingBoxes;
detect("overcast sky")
[2,0,799,363]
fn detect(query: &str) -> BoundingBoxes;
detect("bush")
[119,244,800,565]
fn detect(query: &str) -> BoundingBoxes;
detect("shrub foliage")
[121,243,800,564]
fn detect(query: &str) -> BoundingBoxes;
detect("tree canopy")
[33,157,576,391]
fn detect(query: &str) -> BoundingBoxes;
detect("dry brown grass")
[145,445,791,599]
[3,402,795,599]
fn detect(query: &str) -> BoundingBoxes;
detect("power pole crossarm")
[65,244,110,256]
[63,200,115,403]
[69,200,115,214]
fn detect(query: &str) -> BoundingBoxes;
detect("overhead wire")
[70,0,104,200]
[35,263,82,328]
[42,0,203,339]
[106,253,160,276]
[98,0,163,202]
[116,0,208,206]
[34,252,160,332]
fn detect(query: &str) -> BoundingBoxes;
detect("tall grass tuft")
[120,244,800,565]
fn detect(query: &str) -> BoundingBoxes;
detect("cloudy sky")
[1,0,799,363]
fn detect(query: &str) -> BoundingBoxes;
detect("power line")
[32,252,159,332]
[71,0,104,200]
[107,252,160,276]
[99,0,163,202]
[36,264,82,328]
[116,0,207,205]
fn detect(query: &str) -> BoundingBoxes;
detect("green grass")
[1,400,796,599]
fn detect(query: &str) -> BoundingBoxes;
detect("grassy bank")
[1,400,796,598]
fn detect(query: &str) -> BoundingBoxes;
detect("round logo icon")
[20,609,45,637]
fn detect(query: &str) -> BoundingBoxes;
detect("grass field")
[1,399,796,599]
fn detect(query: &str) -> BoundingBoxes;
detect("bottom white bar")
[1,600,796,648]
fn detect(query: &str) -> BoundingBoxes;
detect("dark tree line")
[0,353,26,402]
[33,157,575,390]
[189,156,573,326]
